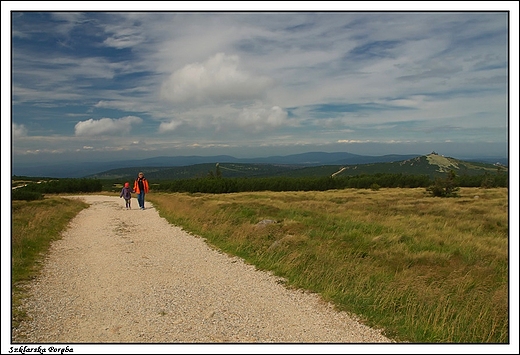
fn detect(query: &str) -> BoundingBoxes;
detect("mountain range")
[12,151,508,179]
[89,152,508,181]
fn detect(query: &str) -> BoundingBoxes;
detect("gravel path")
[13,195,392,344]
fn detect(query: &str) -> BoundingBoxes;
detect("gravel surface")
[13,195,392,344]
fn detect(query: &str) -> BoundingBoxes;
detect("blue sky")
[4,4,518,168]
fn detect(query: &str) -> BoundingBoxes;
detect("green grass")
[11,196,89,330]
[11,188,508,343]
[148,187,509,343]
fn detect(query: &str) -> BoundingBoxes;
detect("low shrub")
[12,189,44,201]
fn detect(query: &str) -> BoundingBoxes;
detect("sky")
[4,3,518,171]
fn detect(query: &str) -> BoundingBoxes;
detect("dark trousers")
[137,192,145,208]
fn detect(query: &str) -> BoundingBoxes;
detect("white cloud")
[12,123,28,138]
[93,99,151,113]
[338,139,373,144]
[238,105,289,132]
[74,116,142,137]
[160,53,273,104]
[103,26,146,49]
[158,120,182,134]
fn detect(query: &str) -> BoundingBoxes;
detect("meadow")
[11,187,508,343]
[147,187,509,343]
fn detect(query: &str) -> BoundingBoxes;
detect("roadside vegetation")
[11,196,89,329]
[12,177,103,198]
[11,173,509,343]
[147,187,509,343]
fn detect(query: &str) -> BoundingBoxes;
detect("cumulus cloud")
[74,116,142,137]
[13,123,28,138]
[161,53,273,104]
[238,105,288,132]
[158,120,182,134]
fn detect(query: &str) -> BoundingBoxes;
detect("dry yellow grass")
[148,187,508,343]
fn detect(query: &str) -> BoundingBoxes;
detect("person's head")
[124,182,130,188]
[138,172,144,178]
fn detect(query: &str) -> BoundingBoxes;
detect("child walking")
[120,182,132,209]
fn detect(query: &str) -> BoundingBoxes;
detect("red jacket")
[133,177,149,194]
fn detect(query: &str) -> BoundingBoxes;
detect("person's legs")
[137,192,144,208]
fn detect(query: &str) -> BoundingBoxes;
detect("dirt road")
[13,195,391,345]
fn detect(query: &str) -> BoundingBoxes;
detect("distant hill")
[13,151,507,179]
[84,153,507,181]
[14,151,420,178]
[86,163,301,180]
[286,154,507,179]
[85,152,421,180]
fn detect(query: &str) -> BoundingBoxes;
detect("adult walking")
[133,171,150,210]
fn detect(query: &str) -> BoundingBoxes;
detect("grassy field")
[11,188,508,343]
[147,187,509,343]
[11,196,89,329]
